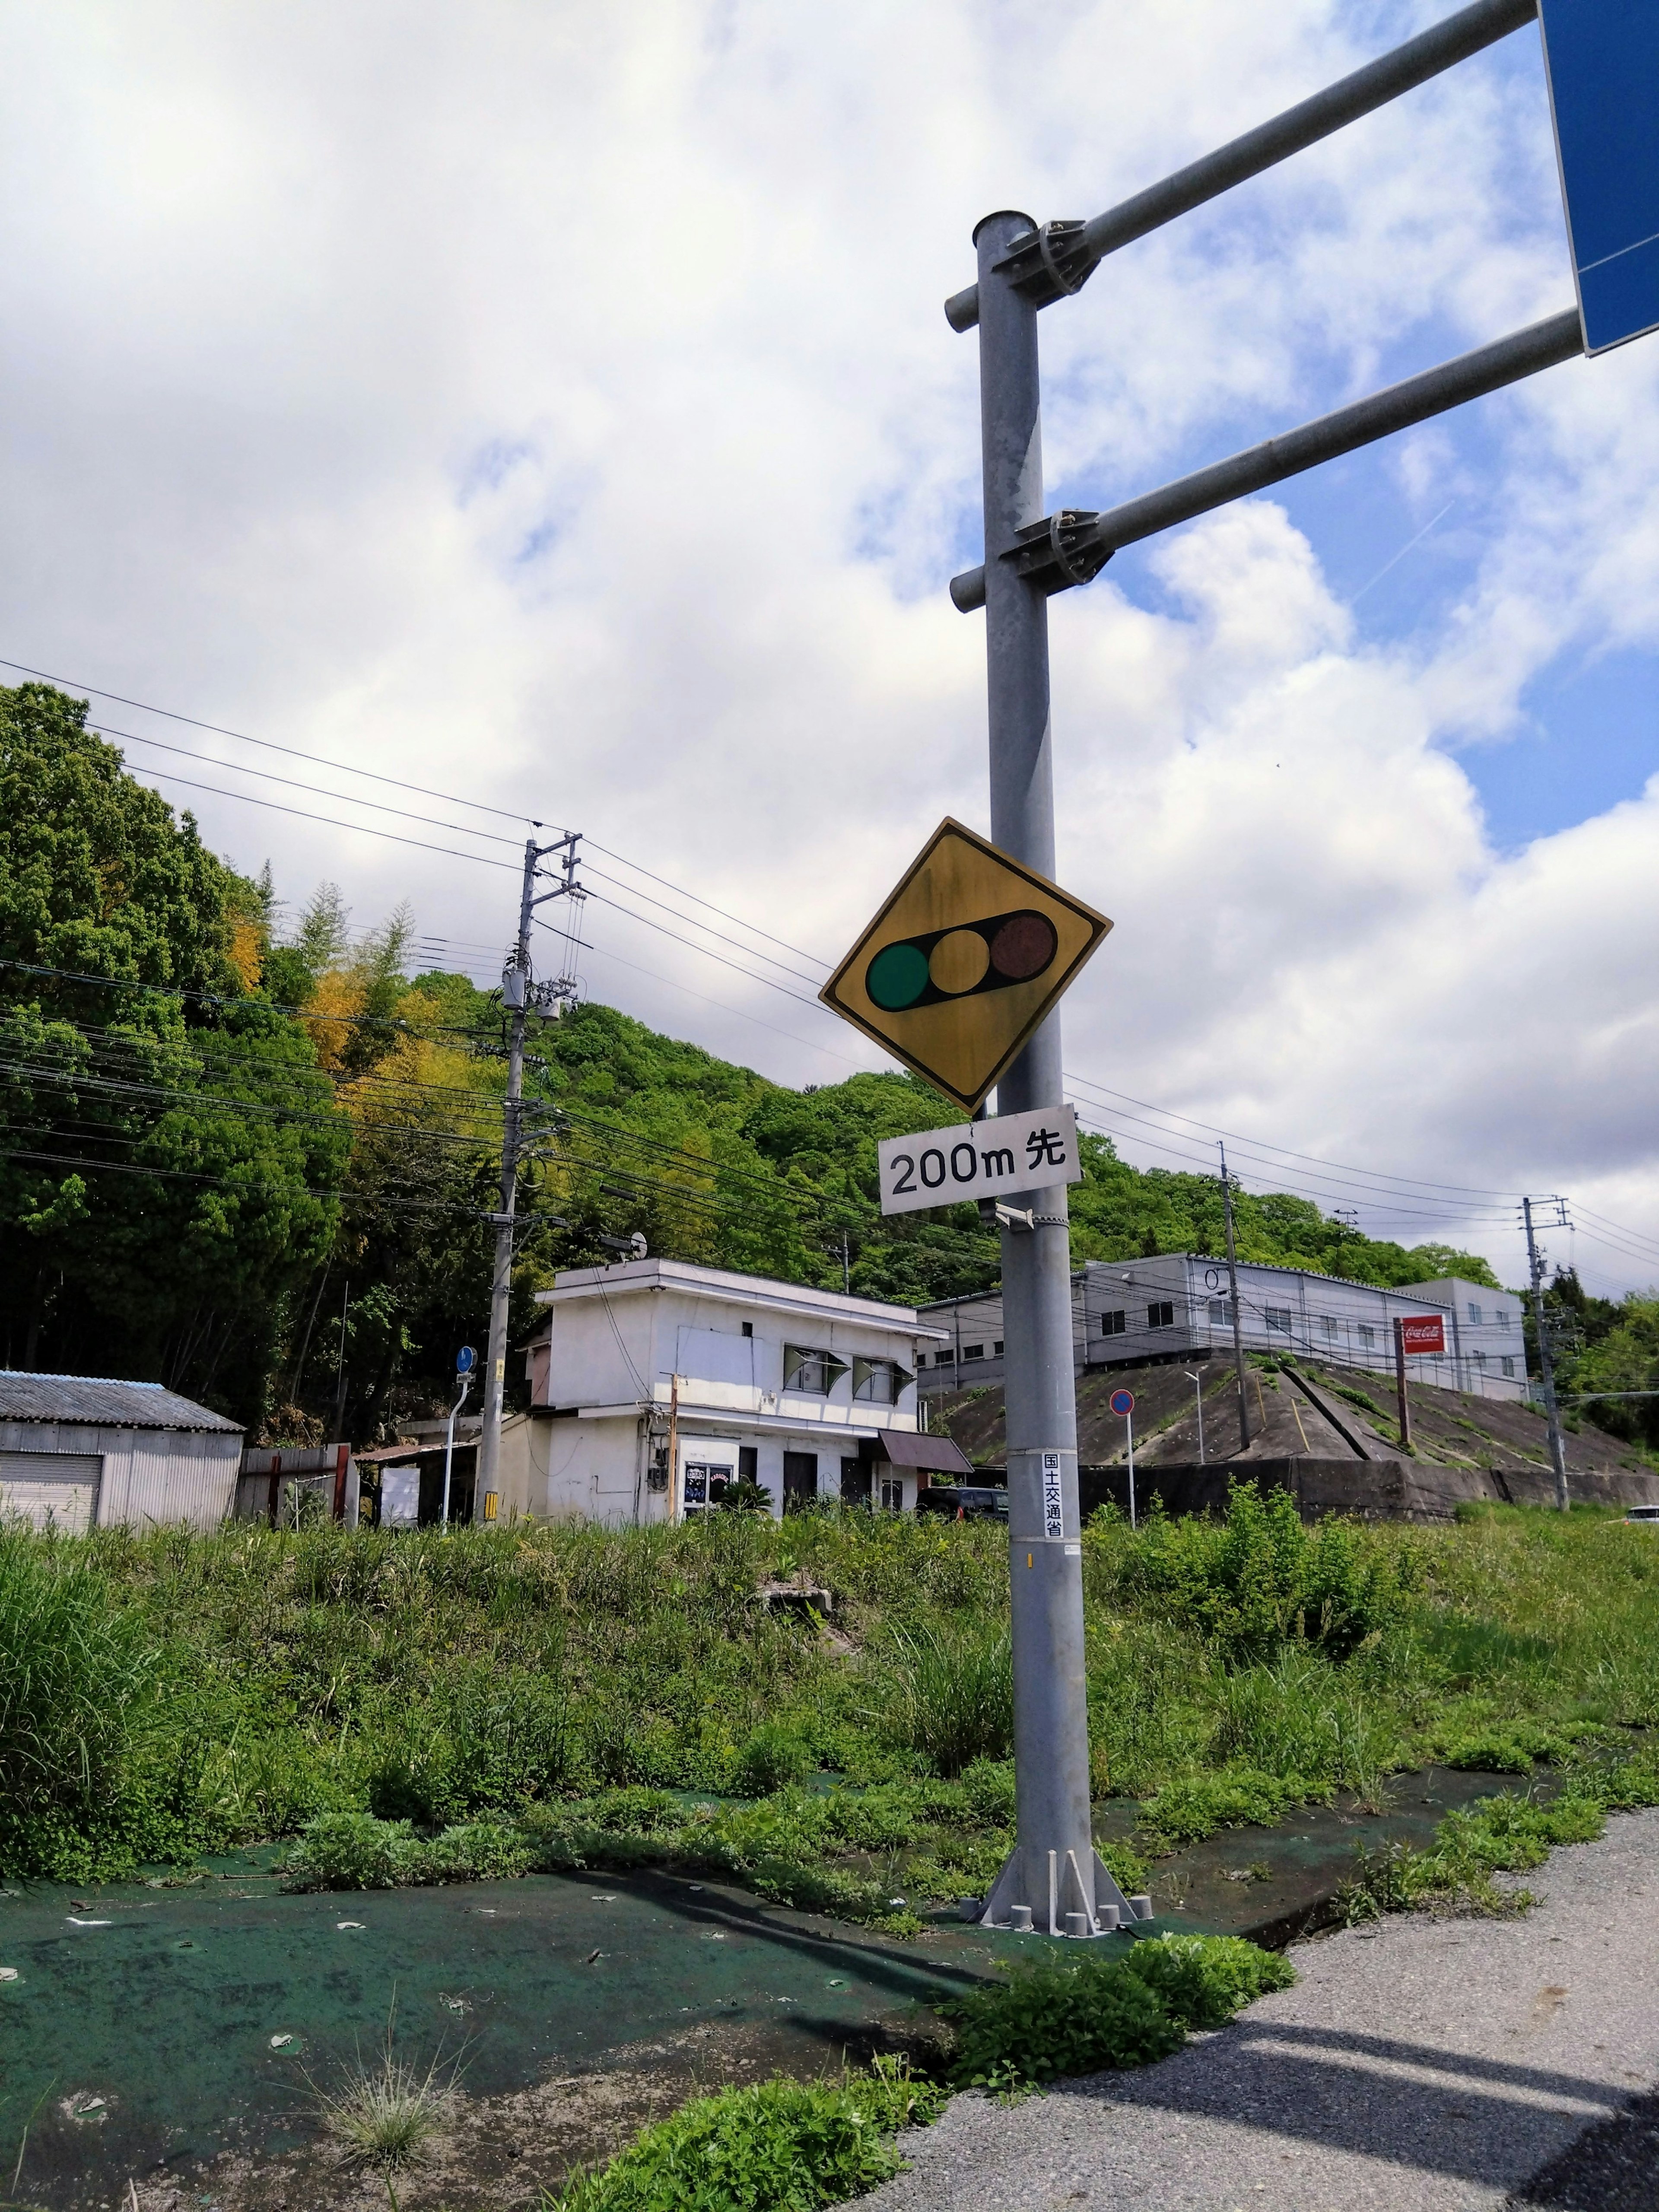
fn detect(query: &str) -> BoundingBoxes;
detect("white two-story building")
[497,1257,968,1525]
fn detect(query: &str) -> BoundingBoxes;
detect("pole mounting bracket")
[999,511,1112,596]
[992,220,1097,307]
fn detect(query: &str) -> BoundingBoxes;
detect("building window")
[1473,1350,1487,1368]
[962,1344,984,1362]
[1100,1310,1127,1337]
[741,1321,753,1338]
[1147,1301,1174,1329]
[783,1344,848,1395]
[1494,1309,1509,1331]
[1359,1324,1376,1349]
[994,1340,1004,1356]
[1266,1308,1293,1334]
[739,1446,759,1484]
[1502,1356,1515,1377]
[853,1357,910,1403]
[1468,1303,1484,1325]
[879,1474,903,1513]
[1208,1298,1234,1325]
[1320,1316,1338,1340]
[935,1348,955,1367]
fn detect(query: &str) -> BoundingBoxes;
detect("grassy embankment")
[3,1493,1657,1913]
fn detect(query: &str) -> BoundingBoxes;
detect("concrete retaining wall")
[1081,1457,1659,1524]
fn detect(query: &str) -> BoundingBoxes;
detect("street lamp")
[1184,1371,1206,1465]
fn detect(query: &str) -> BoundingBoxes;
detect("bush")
[1138,1768,1305,1846]
[945,1933,1292,2091]
[282,1810,531,1889]
[728,1723,815,1798]
[283,1811,423,1888]
[1119,1932,1296,2029]
[1108,1484,1411,1663]
[547,2058,946,2212]
[960,1757,1017,1828]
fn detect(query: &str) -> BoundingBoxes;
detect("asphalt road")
[848,1806,1659,2212]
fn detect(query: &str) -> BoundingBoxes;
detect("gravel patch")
[848,1806,1659,2212]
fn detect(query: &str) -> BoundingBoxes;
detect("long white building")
[499,1257,967,1525]
[918,1257,1530,1403]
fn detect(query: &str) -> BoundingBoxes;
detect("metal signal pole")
[1219,1144,1250,1453]
[1522,1195,1571,1511]
[974,212,1133,1939]
[477,832,582,1519]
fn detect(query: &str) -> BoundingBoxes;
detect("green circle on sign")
[866,941,931,1010]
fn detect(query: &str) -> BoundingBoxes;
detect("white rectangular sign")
[877,1105,1082,1217]
[1041,1451,1065,1539]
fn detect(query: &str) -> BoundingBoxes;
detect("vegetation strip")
[5,1494,1658,1906]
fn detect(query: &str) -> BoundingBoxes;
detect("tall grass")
[2,1500,1656,1886]
[883,1622,1013,1777]
[0,1527,161,1872]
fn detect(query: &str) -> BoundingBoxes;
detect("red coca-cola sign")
[1399,1314,1446,1356]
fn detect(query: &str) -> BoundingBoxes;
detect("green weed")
[545,2057,945,2212]
[944,1933,1294,2091]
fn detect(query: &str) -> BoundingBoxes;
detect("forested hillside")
[6,679,1654,1450]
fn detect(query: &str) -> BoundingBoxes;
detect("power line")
[0,654,541,826]
[96,721,525,849]
[580,864,827,989]
[1064,1069,1517,1200]
[584,838,832,970]
[120,759,524,873]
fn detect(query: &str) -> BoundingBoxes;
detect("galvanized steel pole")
[973,211,1126,1939]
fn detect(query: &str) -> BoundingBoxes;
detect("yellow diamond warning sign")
[820,819,1111,1112]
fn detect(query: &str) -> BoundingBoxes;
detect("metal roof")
[0,1372,243,1433]
[877,1428,974,1475]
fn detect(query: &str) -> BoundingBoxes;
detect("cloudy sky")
[3,0,1656,1297]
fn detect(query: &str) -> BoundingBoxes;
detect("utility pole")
[1392,1317,1414,1454]
[1523,1195,1571,1512]
[477,832,582,1520]
[1219,1144,1249,1453]
[973,210,1129,1940]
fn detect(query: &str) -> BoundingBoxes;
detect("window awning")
[876,1429,974,1475]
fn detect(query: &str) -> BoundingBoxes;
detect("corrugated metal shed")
[0,1372,242,1432]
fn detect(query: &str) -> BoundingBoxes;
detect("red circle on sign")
[1109,1389,1135,1416]
[988,912,1057,982]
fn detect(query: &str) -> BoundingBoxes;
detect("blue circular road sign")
[456,1346,477,1375]
[1109,1388,1135,1417]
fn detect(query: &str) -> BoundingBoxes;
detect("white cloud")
[1,0,1656,1290]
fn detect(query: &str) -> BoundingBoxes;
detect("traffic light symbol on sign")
[820,817,1111,1113]
[865,909,1059,1012]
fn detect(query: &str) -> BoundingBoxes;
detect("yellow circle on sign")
[928,929,991,995]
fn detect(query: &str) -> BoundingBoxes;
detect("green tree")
[0,684,349,1415]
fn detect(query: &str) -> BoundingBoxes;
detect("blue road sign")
[1109,1389,1135,1417]
[1539,1,1659,355]
[455,1345,476,1375]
